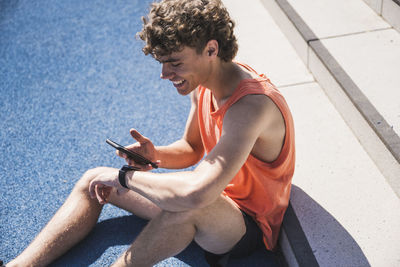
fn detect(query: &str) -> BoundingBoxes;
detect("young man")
[7,0,295,266]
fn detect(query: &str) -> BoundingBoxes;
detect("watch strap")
[119,165,140,189]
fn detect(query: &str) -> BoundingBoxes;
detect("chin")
[177,84,197,96]
[177,88,192,96]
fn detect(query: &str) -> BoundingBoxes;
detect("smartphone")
[106,139,158,169]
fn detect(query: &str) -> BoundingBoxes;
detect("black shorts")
[204,210,265,267]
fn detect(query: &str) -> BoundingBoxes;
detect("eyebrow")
[157,57,180,64]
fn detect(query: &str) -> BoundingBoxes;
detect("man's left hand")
[88,168,128,204]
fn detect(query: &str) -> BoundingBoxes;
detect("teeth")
[173,80,185,85]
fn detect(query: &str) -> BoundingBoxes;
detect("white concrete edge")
[261,0,400,198]
[261,0,309,64]
[362,0,400,32]
[362,0,384,14]
[382,0,400,32]
[307,44,400,198]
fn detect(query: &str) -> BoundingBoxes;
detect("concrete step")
[259,0,400,266]
[261,0,400,197]
[224,0,400,266]
[363,0,400,32]
[280,82,400,267]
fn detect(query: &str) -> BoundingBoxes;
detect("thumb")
[130,128,149,144]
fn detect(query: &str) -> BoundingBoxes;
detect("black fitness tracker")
[119,165,140,189]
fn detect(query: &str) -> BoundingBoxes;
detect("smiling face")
[156,46,213,95]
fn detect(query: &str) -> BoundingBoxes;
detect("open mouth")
[172,79,185,87]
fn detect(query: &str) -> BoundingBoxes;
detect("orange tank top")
[197,63,295,250]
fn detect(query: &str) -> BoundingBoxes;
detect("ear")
[204,40,219,58]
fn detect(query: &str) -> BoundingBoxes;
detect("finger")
[95,185,106,204]
[144,160,161,171]
[133,163,152,171]
[127,158,143,168]
[116,149,127,158]
[127,158,140,167]
[127,158,158,171]
[100,187,108,203]
[130,128,150,144]
[100,188,105,203]
[89,181,97,199]
[94,184,103,204]
[103,187,112,202]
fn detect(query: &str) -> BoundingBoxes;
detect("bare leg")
[8,167,244,267]
[112,195,246,267]
[7,167,161,267]
[7,171,103,267]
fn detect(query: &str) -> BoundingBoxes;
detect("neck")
[202,60,245,102]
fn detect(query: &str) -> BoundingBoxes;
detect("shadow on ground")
[286,185,370,266]
[49,214,281,266]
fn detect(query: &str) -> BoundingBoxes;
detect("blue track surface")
[0,1,280,265]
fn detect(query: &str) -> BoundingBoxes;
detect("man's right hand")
[116,129,160,171]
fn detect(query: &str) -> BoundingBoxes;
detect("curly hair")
[138,0,238,62]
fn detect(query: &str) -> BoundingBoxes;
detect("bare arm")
[124,94,278,211]
[155,90,205,169]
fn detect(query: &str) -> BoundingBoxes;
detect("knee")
[75,167,110,193]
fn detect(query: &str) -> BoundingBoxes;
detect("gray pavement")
[224,0,400,266]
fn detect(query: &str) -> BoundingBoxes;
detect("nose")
[160,63,174,80]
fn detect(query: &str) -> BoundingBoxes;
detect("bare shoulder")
[225,94,280,125]
[225,94,285,162]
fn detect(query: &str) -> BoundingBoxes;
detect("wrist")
[119,165,140,189]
